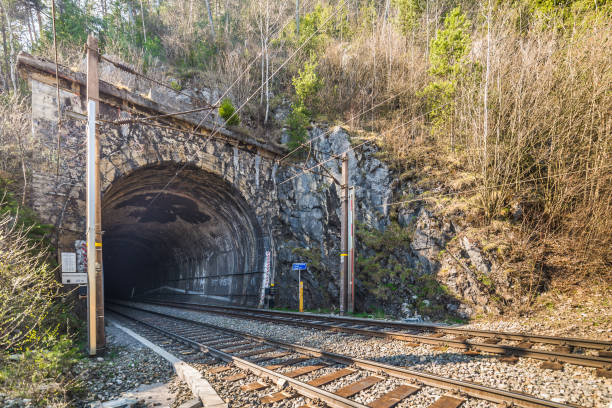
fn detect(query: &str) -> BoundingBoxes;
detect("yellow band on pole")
[95,242,102,247]
[340,253,348,256]
[299,281,303,313]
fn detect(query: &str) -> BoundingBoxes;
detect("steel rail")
[141,298,611,350]
[108,307,369,408]
[137,299,612,369]
[108,302,580,408]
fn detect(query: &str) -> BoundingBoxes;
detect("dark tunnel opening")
[101,163,264,306]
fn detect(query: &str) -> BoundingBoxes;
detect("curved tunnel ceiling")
[101,163,264,304]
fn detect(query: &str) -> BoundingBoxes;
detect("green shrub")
[275,3,343,55]
[170,80,182,91]
[421,6,473,133]
[0,184,54,244]
[393,0,423,34]
[285,105,309,154]
[356,222,414,301]
[291,247,322,270]
[0,335,83,404]
[292,57,322,111]
[0,214,61,353]
[0,187,82,404]
[285,57,322,156]
[219,98,240,126]
[39,0,102,47]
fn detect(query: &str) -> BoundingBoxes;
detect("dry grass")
[343,5,612,303]
[7,1,609,312]
[0,207,82,406]
[0,212,61,352]
[0,94,31,204]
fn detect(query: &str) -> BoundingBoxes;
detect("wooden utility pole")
[347,187,355,314]
[86,34,105,356]
[339,153,349,315]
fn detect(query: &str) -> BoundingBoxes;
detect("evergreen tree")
[41,0,101,47]
[421,6,472,136]
[393,0,422,34]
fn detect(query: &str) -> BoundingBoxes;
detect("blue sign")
[292,263,307,270]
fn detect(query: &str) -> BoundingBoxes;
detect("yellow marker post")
[293,263,307,312]
[299,281,304,313]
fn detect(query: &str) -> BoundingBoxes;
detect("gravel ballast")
[74,323,195,407]
[129,301,612,408]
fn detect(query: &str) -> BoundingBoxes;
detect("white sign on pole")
[61,252,86,284]
[61,252,77,272]
[62,273,87,285]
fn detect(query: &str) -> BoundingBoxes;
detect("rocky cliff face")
[24,54,502,319]
[274,126,503,320]
[274,127,392,310]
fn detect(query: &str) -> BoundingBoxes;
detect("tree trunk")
[225,8,229,34]
[17,101,27,205]
[483,0,491,181]
[259,21,264,106]
[296,0,299,35]
[426,0,430,57]
[139,0,147,44]
[31,7,39,41]
[264,38,269,124]
[383,0,390,22]
[36,7,42,37]
[264,0,269,124]
[26,8,34,45]
[0,57,4,91]
[0,5,10,92]
[0,1,17,94]
[203,0,215,40]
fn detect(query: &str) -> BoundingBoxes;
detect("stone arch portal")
[17,53,284,307]
[101,163,266,305]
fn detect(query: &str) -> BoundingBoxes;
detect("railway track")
[108,302,583,408]
[137,298,612,373]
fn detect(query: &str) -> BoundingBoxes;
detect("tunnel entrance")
[101,163,264,306]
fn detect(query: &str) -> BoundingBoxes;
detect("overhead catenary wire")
[116,0,314,138]
[278,87,413,163]
[145,0,348,209]
[100,115,335,184]
[277,102,452,186]
[200,0,351,158]
[279,138,372,186]
[379,164,612,209]
[106,116,339,184]
[101,110,338,184]
[141,0,319,208]
[110,105,217,125]
[99,117,277,154]
[98,54,217,110]
[108,0,312,129]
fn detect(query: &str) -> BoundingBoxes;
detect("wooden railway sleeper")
[540,357,563,371]
[152,302,611,369]
[138,299,612,352]
[595,367,612,378]
[108,305,585,408]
